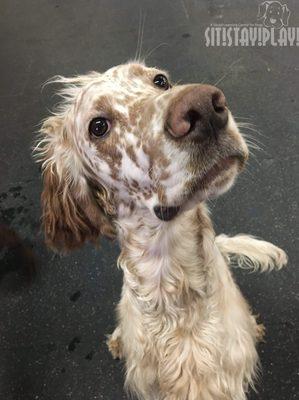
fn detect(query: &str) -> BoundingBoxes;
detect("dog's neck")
[116,203,219,307]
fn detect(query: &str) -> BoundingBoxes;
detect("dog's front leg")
[216,234,287,272]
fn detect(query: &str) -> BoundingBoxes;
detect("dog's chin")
[154,156,242,222]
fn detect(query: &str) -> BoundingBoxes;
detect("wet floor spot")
[85,351,94,360]
[182,33,191,38]
[68,337,81,352]
[70,290,81,302]
[61,368,66,374]
[0,224,36,284]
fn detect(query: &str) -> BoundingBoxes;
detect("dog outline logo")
[258,1,291,29]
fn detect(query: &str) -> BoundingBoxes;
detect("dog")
[258,1,290,29]
[34,62,287,399]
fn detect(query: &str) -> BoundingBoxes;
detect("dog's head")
[258,1,290,28]
[35,62,248,251]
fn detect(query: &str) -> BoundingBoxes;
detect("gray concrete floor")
[0,0,298,399]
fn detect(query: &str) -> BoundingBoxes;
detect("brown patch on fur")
[94,95,129,128]
[131,179,140,190]
[157,186,166,203]
[126,145,139,167]
[159,170,171,181]
[143,189,153,200]
[143,139,170,171]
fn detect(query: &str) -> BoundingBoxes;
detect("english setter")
[35,62,287,400]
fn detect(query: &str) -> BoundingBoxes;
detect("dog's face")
[36,62,248,250]
[258,1,290,28]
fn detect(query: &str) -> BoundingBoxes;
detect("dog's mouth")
[153,205,181,221]
[270,17,278,24]
[154,155,244,222]
[197,155,241,190]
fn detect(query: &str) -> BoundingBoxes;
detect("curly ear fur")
[35,115,116,253]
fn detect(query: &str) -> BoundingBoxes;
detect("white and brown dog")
[35,62,287,400]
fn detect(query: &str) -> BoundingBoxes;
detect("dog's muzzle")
[153,205,180,221]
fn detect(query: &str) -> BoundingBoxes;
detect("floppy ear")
[35,115,116,253]
[257,1,269,18]
[281,4,290,25]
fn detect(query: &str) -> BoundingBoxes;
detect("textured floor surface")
[0,0,298,399]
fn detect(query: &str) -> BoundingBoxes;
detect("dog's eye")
[89,117,111,138]
[153,74,170,90]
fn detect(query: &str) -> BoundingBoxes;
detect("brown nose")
[166,85,228,139]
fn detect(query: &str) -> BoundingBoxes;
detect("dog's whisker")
[135,11,146,62]
[237,123,266,138]
[234,115,253,120]
[143,42,169,62]
[135,10,143,62]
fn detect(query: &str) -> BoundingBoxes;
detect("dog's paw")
[106,327,123,360]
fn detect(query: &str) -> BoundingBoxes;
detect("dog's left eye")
[153,74,170,90]
[89,117,111,138]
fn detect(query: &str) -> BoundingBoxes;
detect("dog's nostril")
[212,91,226,114]
[185,109,201,133]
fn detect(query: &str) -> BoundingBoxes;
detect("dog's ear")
[257,1,270,19]
[35,115,116,253]
[281,4,290,26]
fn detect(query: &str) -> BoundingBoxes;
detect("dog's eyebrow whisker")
[135,9,143,61]
[144,42,169,62]
[134,10,146,62]
[139,13,146,61]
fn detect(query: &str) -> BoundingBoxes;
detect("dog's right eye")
[89,117,111,138]
[153,74,170,90]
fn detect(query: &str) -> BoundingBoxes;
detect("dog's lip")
[153,205,181,222]
[197,154,244,189]
[153,155,245,222]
